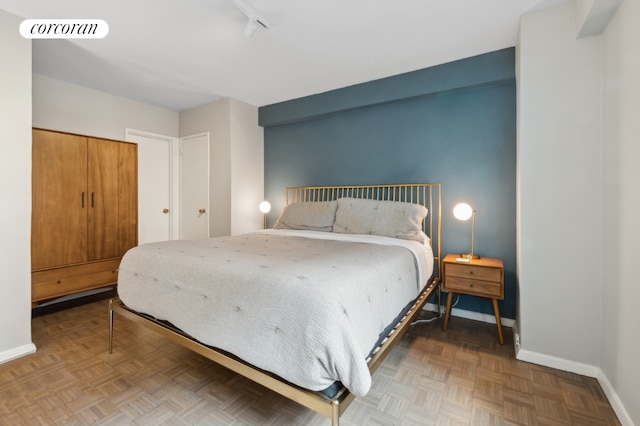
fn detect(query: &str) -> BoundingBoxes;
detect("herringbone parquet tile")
[0,300,621,425]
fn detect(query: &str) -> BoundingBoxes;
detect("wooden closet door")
[117,142,138,255]
[31,129,88,270]
[87,138,120,260]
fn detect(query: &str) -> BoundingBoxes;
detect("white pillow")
[332,197,428,242]
[273,200,338,232]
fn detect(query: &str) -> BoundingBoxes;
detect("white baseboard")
[597,370,635,426]
[423,303,515,328]
[516,348,600,377]
[516,348,634,426]
[421,311,633,425]
[0,343,36,365]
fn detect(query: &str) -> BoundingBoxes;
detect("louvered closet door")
[31,129,88,269]
[87,137,120,260]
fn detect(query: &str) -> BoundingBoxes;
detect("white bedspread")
[117,229,433,397]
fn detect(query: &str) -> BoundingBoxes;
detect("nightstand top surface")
[443,253,503,268]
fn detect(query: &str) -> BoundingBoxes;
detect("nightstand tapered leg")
[492,298,504,344]
[443,291,455,331]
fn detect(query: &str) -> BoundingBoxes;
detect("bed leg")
[331,400,340,426]
[437,282,442,318]
[108,299,114,354]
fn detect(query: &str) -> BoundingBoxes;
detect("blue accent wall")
[259,48,517,319]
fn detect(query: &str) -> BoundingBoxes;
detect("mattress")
[117,229,434,397]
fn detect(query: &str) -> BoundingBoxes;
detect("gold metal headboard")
[285,183,442,281]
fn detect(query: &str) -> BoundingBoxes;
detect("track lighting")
[227,0,269,38]
[244,16,257,38]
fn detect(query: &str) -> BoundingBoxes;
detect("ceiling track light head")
[228,0,269,37]
[244,16,257,38]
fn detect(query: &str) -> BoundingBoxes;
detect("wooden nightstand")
[442,254,505,344]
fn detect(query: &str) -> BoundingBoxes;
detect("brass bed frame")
[109,183,442,426]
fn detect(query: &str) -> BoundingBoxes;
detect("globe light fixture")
[259,200,271,228]
[453,202,479,259]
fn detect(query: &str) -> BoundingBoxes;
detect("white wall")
[230,99,265,235]
[180,98,264,237]
[180,99,232,237]
[518,2,638,424]
[517,1,603,367]
[602,0,640,423]
[33,74,179,140]
[0,10,36,363]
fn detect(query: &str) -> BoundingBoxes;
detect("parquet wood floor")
[0,300,620,425]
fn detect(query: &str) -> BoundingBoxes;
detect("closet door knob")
[198,208,207,214]
[162,208,170,214]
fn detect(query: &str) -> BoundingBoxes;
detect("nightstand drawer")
[442,254,505,344]
[444,276,502,298]
[445,263,502,282]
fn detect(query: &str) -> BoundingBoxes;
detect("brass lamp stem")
[470,210,475,258]
[461,209,480,259]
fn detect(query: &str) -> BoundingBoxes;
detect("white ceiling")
[1,0,568,111]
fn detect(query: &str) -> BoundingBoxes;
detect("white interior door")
[180,133,210,240]
[125,129,178,244]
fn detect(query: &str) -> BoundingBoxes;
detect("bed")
[109,183,442,425]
